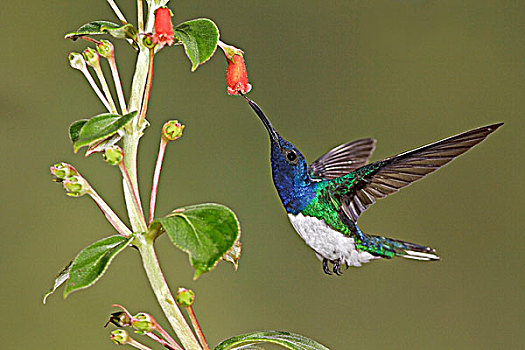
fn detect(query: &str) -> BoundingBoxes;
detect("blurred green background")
[2,0,524,349]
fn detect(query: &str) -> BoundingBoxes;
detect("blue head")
[244,97,316,214]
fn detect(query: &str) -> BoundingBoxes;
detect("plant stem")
[107,0,128,24]
[146,332,182,350]
[186,306,210,350]
[92,64,118,113]
[137,0,144,32]
[79,67,113,112]
[119,161,146,225]
[139,48,155,125]
[149,137,167,223]
[137,240,202,350]
[122,131,148,233]
[88,187,132,237]
[107,54,128,115]
[127,338,153,350]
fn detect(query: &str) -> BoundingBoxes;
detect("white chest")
[288,213,378,267]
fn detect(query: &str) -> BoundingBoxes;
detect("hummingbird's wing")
[335,123,503,222]
[308,138,376,180]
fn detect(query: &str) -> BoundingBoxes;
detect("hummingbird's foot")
[322,258,332,275]
[333,259,343,276]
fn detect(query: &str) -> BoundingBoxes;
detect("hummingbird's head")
[243,96,315,213]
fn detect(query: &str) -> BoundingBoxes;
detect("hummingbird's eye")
[285,150,298,164]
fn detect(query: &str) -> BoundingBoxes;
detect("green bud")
[142,34,155,49]
[132,313,155,334]
[97,40,114,59]
[83,47,100,68]
[63,175,89,197]
[162,120,184,141]
[110,329,129,345]
[50,162,79,181]
[106,311,132,328]
[69,52,86,71]
[175,287,195,307]
[103,146,123,166]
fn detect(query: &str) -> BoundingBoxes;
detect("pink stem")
[186,306,209,350]
[119,161,145,223]
[149,138,167,223]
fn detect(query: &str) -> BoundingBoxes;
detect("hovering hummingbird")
[242,96,502,275]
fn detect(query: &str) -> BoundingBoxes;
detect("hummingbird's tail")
[355,229,439,261]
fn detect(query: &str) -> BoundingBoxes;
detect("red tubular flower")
[219,41,252,95]
[153,7,174,48]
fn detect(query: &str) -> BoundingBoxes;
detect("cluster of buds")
[50,163,90,197]
[106,305,180,349]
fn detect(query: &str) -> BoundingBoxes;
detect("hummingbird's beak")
[241,95,281,145]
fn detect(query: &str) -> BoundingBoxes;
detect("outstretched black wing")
[336,123,503,222]
[309,138,376,180]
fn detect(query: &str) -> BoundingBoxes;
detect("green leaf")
[150,203,240,279]
[69,120,87,143]
[215,331,330,350]
[72,111,136,153]
[64,235,133,297]
[174,18,220,71]
[65,21,137,41]
[43,262,72,304]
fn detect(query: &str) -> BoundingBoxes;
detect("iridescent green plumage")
[243,96,502,275]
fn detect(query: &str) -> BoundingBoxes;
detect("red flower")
[226,55,252,95]
[153,7,174,48]
[219,41,252,95]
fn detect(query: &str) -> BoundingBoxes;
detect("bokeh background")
[2,1,524,349]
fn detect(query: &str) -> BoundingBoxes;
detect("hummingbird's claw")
[322,258,332,275]
[333,259,343,276]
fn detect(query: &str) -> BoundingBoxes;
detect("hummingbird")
[242,96,502,275]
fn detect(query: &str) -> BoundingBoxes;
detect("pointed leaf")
[174,18,219,71]
[64,235,133,297]
[72,111,136,153]
[65,21,137,41]
[43,262,72,304]
[69,120,88,143]
[215,331,330,350]
[150,203,240,279]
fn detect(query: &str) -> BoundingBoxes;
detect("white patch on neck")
[288,213,378,267]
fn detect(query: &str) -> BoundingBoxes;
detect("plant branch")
[107,53,128,115]
[185,306,210,350]
[137,0,144,32]
[107,0,128,24]
[137,240,202,350]
[138,48,155,125]
[79,66,113,112]
[88,187,132,237]
[92,64,118,113]
[149,137,167,223]
[119,160,146,227]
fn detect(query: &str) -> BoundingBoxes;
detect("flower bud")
[69,52,87,71]
[153,7,175,48]
[103,146,123,166]
[131,313,155,334]
[97,40,114,59]
[162,120,184,141]
[175,287,195,307]
[142,33,156,49]
[83,47,100,68]
[106,311,132,328]
[50,162,79,181]
[110,329,130,345]
[62,175,89,197]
